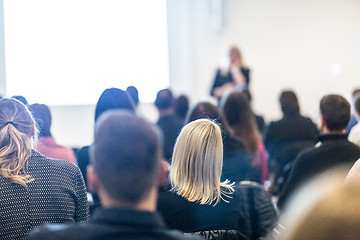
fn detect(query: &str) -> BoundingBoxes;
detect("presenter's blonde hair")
[170,119,233,205]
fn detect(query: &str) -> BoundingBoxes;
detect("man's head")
[89,110,162,207]
[320,94,350,132]
[155,89,174,111]
[279,90,300,116]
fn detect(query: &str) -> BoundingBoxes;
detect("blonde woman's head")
[0,98,36,187]
[170,119,233,205]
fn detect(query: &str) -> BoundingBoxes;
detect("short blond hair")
[170,119,233,205]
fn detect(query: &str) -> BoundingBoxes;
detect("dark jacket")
[158,182,277,240]
[211,67,250,97]
[0,150,89,240]
[222,136,252,182]
[157,114,184,162]
[27,208,203,240]
[264,114,319,157]
[277,134,360,209]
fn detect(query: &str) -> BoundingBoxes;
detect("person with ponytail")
[0,98,89,240]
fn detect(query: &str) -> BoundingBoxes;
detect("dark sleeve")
[73,166,90,222]
[241,68,250,85]
[251,187,278,238]
[276,152,308,209]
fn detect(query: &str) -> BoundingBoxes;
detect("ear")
[158,160,170,187]
[87,165,99,193]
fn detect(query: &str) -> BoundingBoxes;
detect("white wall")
[4,0,360,147]
[168,0,360,122]
[0,0,5,97]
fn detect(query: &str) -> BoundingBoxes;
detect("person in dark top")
[186,102,252,182]
[76,88,135,211]
[28,111,201,240]
[264,90,319,175]
[158,119,277,239]
[155,89,184,162]
[211,46,250,100]
[277,94,360,209]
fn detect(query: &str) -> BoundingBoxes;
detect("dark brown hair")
[223,92,259,154]
[91,111,161,204]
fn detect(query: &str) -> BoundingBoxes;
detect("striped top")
[0,150,90,240]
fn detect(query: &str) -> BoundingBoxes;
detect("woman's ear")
[87,165,99,193]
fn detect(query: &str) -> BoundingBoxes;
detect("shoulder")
[30,150,81,176]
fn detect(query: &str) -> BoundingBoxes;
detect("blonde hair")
[170,119,234,205]
[276,169,360,240]
[0,98,36,187]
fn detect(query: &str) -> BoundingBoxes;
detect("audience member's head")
[355,97,360,119]
[126,86,139,107]
[174,95,189,120]
[29,103,52,137]
[185,101,231,137]
[170,119,233,206]
[89,110,162,208]
[277,170,360,240]
[320,94,350,132]
[223,92,259,154]
[11,95,29,107]
[0,98,36,187]
[94,88,135,122]
[155,88,174,111]
[352,88,360,99]
[279,90,300,116]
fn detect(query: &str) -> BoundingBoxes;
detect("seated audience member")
[223,92,268,183]
[0,98,89,240]
[28,111,201,240]
[11,95,29,107]
[155,89,184,162]
[175,94,189,123]
[126,86,139,108]
[264,90,318,176]
[348,96,360,146]
[29,103,77,165]
[186,102,252,182]
[346,88,360,133]
[158,119,277,239]
[277,94,360,209]
[76,88,135,187]
[272,170,360,240]
[241,89,265,133]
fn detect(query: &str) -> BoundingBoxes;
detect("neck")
[159,108,173,116]
[99,187,157,212]
[321,126,346,135]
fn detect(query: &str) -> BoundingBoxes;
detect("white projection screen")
[3,0,169,105]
